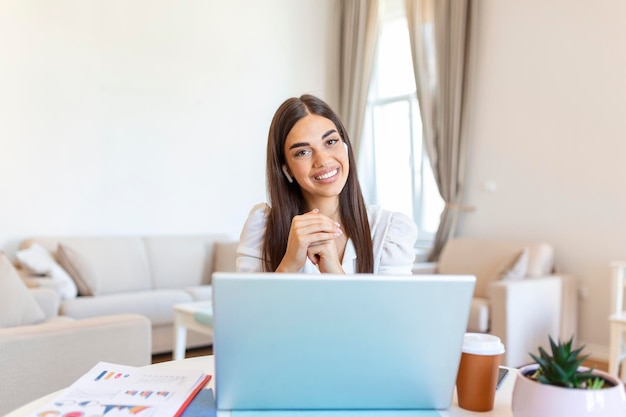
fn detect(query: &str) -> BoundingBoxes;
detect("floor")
[152,345,213,364]
[583,358,609,372]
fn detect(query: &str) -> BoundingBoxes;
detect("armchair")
[0,258,152,415]
[413,238,578,368]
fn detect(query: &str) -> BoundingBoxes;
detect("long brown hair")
[264,94,373,273]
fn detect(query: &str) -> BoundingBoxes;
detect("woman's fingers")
[307,240,343,273]
[291,210,342,242]
[277,209,343,273]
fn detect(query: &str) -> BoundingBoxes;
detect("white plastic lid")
[462,333,505,355]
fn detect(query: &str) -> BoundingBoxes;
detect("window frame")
[360,5,443,250]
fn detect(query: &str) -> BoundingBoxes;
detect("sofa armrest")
[412,262,438,274]
[488,274,577,368]
[0,314,151,415]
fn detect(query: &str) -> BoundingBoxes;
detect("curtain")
[338,0,379,156]
[405,0,477,261]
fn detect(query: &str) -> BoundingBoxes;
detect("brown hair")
[263,94,373,273]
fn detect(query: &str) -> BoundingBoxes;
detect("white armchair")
[0,285,152,415]
[413,238,578,368]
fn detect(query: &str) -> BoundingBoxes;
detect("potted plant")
[512,336,626,416]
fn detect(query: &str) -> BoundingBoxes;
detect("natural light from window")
[360,2,444,247]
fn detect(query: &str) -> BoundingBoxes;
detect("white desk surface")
[5,356,516,417]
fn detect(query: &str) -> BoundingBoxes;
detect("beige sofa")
[413,238,578,368]
[16,234,238,354]
[0,252,151,415]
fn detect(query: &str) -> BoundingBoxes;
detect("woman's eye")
[294,149,310,158]
[327,138,339,146]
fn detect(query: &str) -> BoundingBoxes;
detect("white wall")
[462,0,626,357]
[0,0,337,252]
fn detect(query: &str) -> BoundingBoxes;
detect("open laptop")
[211,272,476,417]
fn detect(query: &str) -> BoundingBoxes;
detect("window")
[359,0,444,248]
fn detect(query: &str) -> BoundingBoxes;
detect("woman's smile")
[314,168,339,181]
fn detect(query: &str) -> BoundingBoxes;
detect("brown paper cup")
[456,351,502,411]
[455,333,505,412]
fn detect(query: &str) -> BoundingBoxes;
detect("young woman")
[237,94,417,274]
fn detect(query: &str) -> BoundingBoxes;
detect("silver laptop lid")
[212,273,475,412]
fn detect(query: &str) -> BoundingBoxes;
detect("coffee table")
[5,355,517,416]
[173,300,214,360]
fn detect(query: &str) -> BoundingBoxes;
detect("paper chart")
[28,362,210,417]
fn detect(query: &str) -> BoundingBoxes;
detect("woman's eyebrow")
[322,129,338,139]
[288,130,339,150]
[289,142,309,150]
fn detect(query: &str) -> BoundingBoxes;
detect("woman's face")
[283,114,349,205]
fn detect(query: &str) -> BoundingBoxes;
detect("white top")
[236,202,418,275]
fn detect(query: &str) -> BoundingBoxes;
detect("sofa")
[0,252,151,415]
[15,234,238,354]
[413,238,578,368]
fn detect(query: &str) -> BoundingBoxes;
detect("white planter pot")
[512,364,626,417]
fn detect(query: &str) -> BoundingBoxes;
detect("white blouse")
[236,202,418,275]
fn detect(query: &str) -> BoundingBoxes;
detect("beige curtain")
[405,0,477,261]
[338,0,379,156]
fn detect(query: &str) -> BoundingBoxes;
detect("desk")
[5,356,516,417]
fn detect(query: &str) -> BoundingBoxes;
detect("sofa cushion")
[437,239,554,298]
[143,235,229,289]
[15,243,78,300]
[184,285,213,301]
[0,253,45,327]
[524,243,554,277]
[499,248,529,281]
[60,289,193,326]
[28,287,61,319]
[56,238,152,296]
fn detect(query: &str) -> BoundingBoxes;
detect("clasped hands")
[276,209,344,274]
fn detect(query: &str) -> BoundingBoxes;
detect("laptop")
[211,273,476,417]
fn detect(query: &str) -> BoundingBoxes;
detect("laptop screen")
[212,273,475,412]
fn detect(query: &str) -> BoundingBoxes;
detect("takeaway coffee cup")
[455,333,505,412]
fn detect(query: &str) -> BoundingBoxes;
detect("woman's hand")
[276,209,344,273]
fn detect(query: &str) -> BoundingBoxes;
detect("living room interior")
[1,0,626,411]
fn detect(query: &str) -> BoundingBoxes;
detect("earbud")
[344,142,349,154]
[282,165,294,183]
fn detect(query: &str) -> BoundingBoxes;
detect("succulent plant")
[528,336,605,389]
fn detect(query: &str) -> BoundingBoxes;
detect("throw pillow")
[0,252,46,327]
[56,243,96,296]
[499,248,529,281]
[56,238,152,296]
[15,243,78,300]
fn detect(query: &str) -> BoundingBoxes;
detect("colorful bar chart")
[94,370,129,382]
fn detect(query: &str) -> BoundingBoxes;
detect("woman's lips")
[314,168,339,180]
